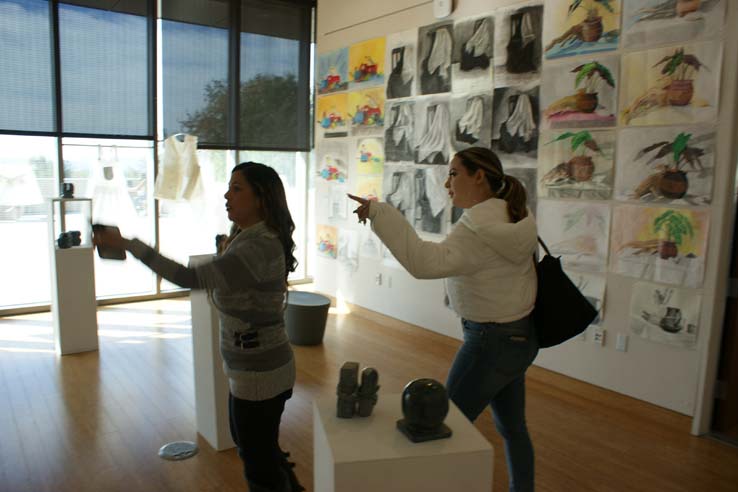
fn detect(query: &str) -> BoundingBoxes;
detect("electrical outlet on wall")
[375,273,382,286]
[616,334,628,352]
[592,327,605,346]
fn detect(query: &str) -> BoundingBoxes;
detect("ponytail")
[498,175,528,223]
[455,147,529,223]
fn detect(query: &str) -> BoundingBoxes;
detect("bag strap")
[537,236,551,257]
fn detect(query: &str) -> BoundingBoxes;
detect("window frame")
[0,0,315,316]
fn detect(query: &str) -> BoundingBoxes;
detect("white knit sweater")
[368,198,538,323]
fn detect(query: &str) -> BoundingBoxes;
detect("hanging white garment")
[392,104,414,146]
[424,167,449,217]
[427,28,452,80]
[416,104,450,163]
[90,157,138,232]
[505,94,536,141]
[520,12,536,45]
[154,134,204,201]
[401,45,415,85]
[465,18,490,57]
[0,161,43,206]
[457,96,485,140]
[387,171,414,213]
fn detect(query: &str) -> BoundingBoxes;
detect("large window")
[239,0,311,150]
[238,151,309,279]
[162,0,313,149]
[61,138,156,298]
[0,0,54,133]
[0,0,314,312]
[158,148,234,291]
[0,135,58,307]
[59,2,151,136]
[161,5,230,142]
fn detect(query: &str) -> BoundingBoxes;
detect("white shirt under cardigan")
[368,197,538,324]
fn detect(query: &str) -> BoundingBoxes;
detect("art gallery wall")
[313,0,738,424]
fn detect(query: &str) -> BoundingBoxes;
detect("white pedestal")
[49,198,97,356]
[189,254,234,451]
[50,246,98,355]
[313,393,494,492]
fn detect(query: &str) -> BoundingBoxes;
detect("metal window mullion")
[229,0,241,148]
[152,0,163,294]
[50,0,64,189]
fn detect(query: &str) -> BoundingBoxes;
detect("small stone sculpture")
[356,367,380,417]
[396,378,452,443]
[336,361,359,418]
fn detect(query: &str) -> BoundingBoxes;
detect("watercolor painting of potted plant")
[574,61,615,112]
[542,130,603,183]
[653,48,707,106]
[622,1,726,51]
[545,0,619,57]
[653,209,694,259]
[631,0,707,20]
[544,61,616,125]
[631,131,705,200]
[621,47,709,124]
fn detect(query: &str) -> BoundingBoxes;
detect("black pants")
[228,389,292,489]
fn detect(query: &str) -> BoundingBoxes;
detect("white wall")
[314,0,738,419]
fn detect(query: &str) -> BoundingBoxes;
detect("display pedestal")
[189,254,234,451]
[313,393,493,492]
[49,198,98,355]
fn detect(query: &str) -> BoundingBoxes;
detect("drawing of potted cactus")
[653,209,694,259]
[545,130,603,182]
[676,0,701,17]
[567,0,615,42]
[653,48,707,106]
[571,61,615,113]
[633,132,704,199]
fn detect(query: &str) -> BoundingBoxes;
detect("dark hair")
[454,147,528,223]
[232,162,297,279]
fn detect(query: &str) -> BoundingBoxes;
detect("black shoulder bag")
[533,237,598,348]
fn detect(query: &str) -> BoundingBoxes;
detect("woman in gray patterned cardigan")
[94,162,302,492]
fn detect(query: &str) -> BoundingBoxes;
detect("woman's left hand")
[347,194,371,225]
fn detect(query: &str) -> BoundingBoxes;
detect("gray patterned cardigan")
[126,221,295,401]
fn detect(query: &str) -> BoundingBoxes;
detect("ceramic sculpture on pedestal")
[357,367,380,417]
[336,362,380,418]
[336,361,359,418]
[396,378,453,443]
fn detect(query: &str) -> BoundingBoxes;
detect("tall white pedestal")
[49,198,98,355]
[189,254,234,451]
[313,393,494,492]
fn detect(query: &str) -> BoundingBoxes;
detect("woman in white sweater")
[349,147,539,492]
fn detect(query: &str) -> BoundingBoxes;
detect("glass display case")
[50,198,93,249]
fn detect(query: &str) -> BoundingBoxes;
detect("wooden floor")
[1,298,738,492]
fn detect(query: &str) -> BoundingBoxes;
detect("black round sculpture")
[396,378,452,443]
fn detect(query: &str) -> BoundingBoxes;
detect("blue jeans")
[446,315,539,492]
